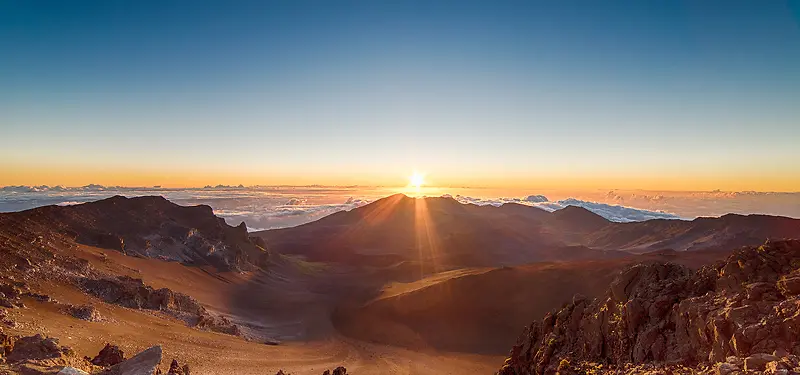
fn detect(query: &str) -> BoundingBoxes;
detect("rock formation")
[90,343,126,367]
[99,345,162,375]
[80,276,240,336]
[0,195,270,271]
[67,304,103,322]
[497,239,800,374]
[6,334,73,363]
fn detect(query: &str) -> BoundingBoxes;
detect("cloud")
[451,194,680,222]
[554,198,680,222]
[525,195,549,203]
[56,201,85,206]
[450,195,550,207]
[284,198,307,206]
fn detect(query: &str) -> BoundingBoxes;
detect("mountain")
[497,239,800,374]
[254,194,800,268]
[0,195,269,270]
[255,194,624,271]
[584,213,800,253]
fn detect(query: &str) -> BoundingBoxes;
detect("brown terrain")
[1,194,799,374]
[255,194,800,266]
[497,239,800,375]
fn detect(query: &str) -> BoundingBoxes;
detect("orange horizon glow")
[3,163,799,193]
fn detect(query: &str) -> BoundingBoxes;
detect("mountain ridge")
[255,194,800,268]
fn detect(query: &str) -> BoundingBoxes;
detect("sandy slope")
[334,249,731,354]
[3,244,503,374]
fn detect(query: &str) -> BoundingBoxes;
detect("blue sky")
[1,1,799,190]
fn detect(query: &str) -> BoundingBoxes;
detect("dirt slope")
[498,239,800,375]
[333,249,730,354]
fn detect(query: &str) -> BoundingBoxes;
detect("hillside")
[0,196,269,271]
[255,194,800,268]
[497,239,800,374]
[332,248,730,354]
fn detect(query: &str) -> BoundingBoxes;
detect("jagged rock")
[91,343,125,367]
[24,292,52,302]
[1,331,14,362]
[80,276,240,335]
[497,240,800,375]
[194,311,241,336]
[320,367,347,375]
[6,334,71,362]
[777,276,800,296]
[58,367,89,375]
[101,345,161,375]
[0,283,24,309]
[744,353,777,371]
[166,359,189,375]
[715,362,740,375]
[68,304,102,322]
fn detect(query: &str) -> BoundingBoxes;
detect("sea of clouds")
[2,185,798,231]
[447,195,680,222]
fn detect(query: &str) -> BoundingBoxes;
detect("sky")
[2,1,800,191]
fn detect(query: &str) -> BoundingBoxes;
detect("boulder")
[91,343,125,367]
[68,304,102,322]
[715,362,740,375]
[167,359,190,375]
[744,353,778,371]
[102,345,162,375]
[6,334,70,362]
[778,276,800,296]
[58,367,90,375]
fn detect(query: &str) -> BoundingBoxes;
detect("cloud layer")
[450,195,681,222]
[3,185,799,230]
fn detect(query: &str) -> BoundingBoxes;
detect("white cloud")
[55,201,85,206]
[451,195,681,222]
[284,198,307,206]
[553,198,680,222]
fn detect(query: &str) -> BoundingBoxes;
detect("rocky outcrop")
[0,280,27,309]
[6,334,74,363]
[321,367,347,375]
[90,343,125,367]
[67,304,103,322]
[1,195,270,271]
[167,359,190,375]
[80,276,204,314]
[99,345,162,375]
[497,239,800,375]
[80,276,240,336]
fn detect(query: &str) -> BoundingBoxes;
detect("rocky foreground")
[498,239,800,375]
[0,331,348,375]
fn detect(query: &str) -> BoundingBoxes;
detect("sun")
[409,172,425,188]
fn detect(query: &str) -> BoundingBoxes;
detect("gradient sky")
[2,1,799,191]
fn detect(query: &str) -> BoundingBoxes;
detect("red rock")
[496,240,800,375]
[90,343,125,367]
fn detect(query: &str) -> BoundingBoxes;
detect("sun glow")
[409,172,425,188]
